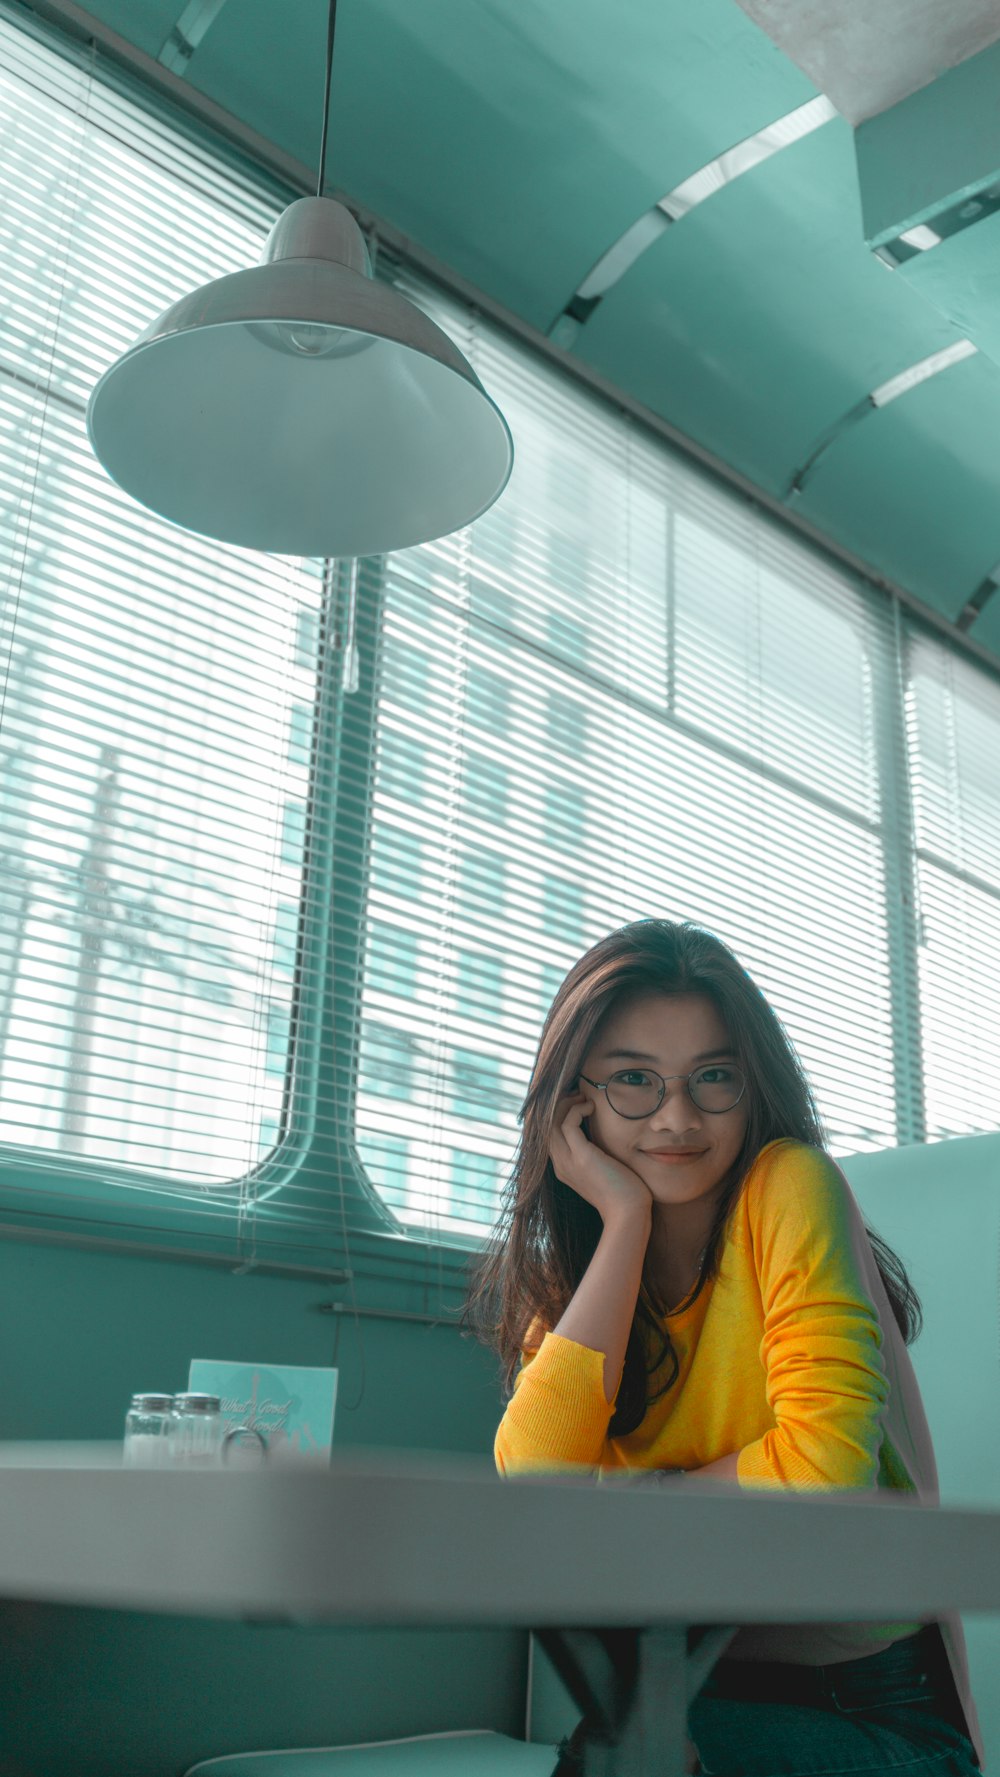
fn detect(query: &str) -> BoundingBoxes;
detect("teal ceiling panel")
[965,590,1000,657]
[571,120,966,498]
[855,40,1000,248]
[78,0,179,57]
[36,0,1000,672]
[898,212,1000,374]
[786,351,1000,620]
[141,0,819,331]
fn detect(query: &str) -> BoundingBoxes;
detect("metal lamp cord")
[317,0,339,197]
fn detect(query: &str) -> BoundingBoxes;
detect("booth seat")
[846,1132,999,1769]
[183,1729,558,1776]
[185,1130,1000,1777]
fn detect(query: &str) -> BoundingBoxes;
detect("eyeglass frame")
[576,1065,747,1119]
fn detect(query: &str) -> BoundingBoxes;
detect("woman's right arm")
[494,1090,655,1473]
[548,1084,654,1406]
[552,1201,653,1406]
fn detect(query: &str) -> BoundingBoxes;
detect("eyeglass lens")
[606,1065,744,1117]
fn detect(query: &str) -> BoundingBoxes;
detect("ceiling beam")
[158,0,231,77]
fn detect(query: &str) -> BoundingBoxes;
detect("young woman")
[462,918,984,1776]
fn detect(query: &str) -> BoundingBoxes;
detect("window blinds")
[906,635,1000,1139]
[356,271,902,1245]
[0,6,997,1272]
[0,14,330,1256]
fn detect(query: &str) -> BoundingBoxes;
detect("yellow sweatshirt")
[494,1136,985,1769]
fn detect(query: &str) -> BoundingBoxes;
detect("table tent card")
[188,1360,338,1467]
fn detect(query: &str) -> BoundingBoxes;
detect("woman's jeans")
[552,1622,981,1775]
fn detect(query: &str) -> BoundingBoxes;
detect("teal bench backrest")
[847,1130,1000,1770]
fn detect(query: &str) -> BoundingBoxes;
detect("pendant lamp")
[85,1,514,558]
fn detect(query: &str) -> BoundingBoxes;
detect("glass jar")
[170,1393,224,1467]
[124,1393,175,1467]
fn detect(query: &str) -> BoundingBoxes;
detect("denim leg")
[687,1629,980,1777]
[687,1692,980,1777]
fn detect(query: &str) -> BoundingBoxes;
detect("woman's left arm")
[736,1144,890,1490]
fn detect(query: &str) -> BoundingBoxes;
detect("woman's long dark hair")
[460,918,923,1439]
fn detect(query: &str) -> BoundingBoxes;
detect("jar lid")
[173,1393,221,1412]
[130,1393,174,1411]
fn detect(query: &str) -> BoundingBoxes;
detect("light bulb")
[247,320,374,360]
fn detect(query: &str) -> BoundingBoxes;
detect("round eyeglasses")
[577,1064,746,1119]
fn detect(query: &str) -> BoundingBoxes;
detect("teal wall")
[3,1143,998,1775]
[0,1235,524,1777]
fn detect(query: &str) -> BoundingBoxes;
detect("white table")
[0,1443,998,1777]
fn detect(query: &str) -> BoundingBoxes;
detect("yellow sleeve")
[493,1319,615,1478]
[736,1143,891,1492]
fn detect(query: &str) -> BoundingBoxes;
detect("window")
[464,752,509,824]
[455,948,503,1019]
[265,1004,291,1076]
[257,1112,280,1156]
[294,608,320,671]
[366,922,420,997]
[273,902,299,975]
[449,1149,500,1224]
[379,730,428,805]
[288,704,312,768]
[280,803,307,866]
[371,825,425,901]
[907,633,1000,1139]
[540,961,565,1014]
[466,663,511,735]
[470,579,515,630]
[4,8,999,1261]
[450,1048,504,1122]
[545,603,588,669]
[353,263,1000,1232]
[369,1132,410,1214]
[457,845,506,916]
[380,634,432,716]
[542,874,586,944]
[359,1024,417,1102]
[0,15,322,1194]
[544,780,587,848]
[546,690,588,758]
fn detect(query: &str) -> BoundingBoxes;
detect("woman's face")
[578,990,750,1211]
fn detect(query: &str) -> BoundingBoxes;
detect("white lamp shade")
[86,198,515,558]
